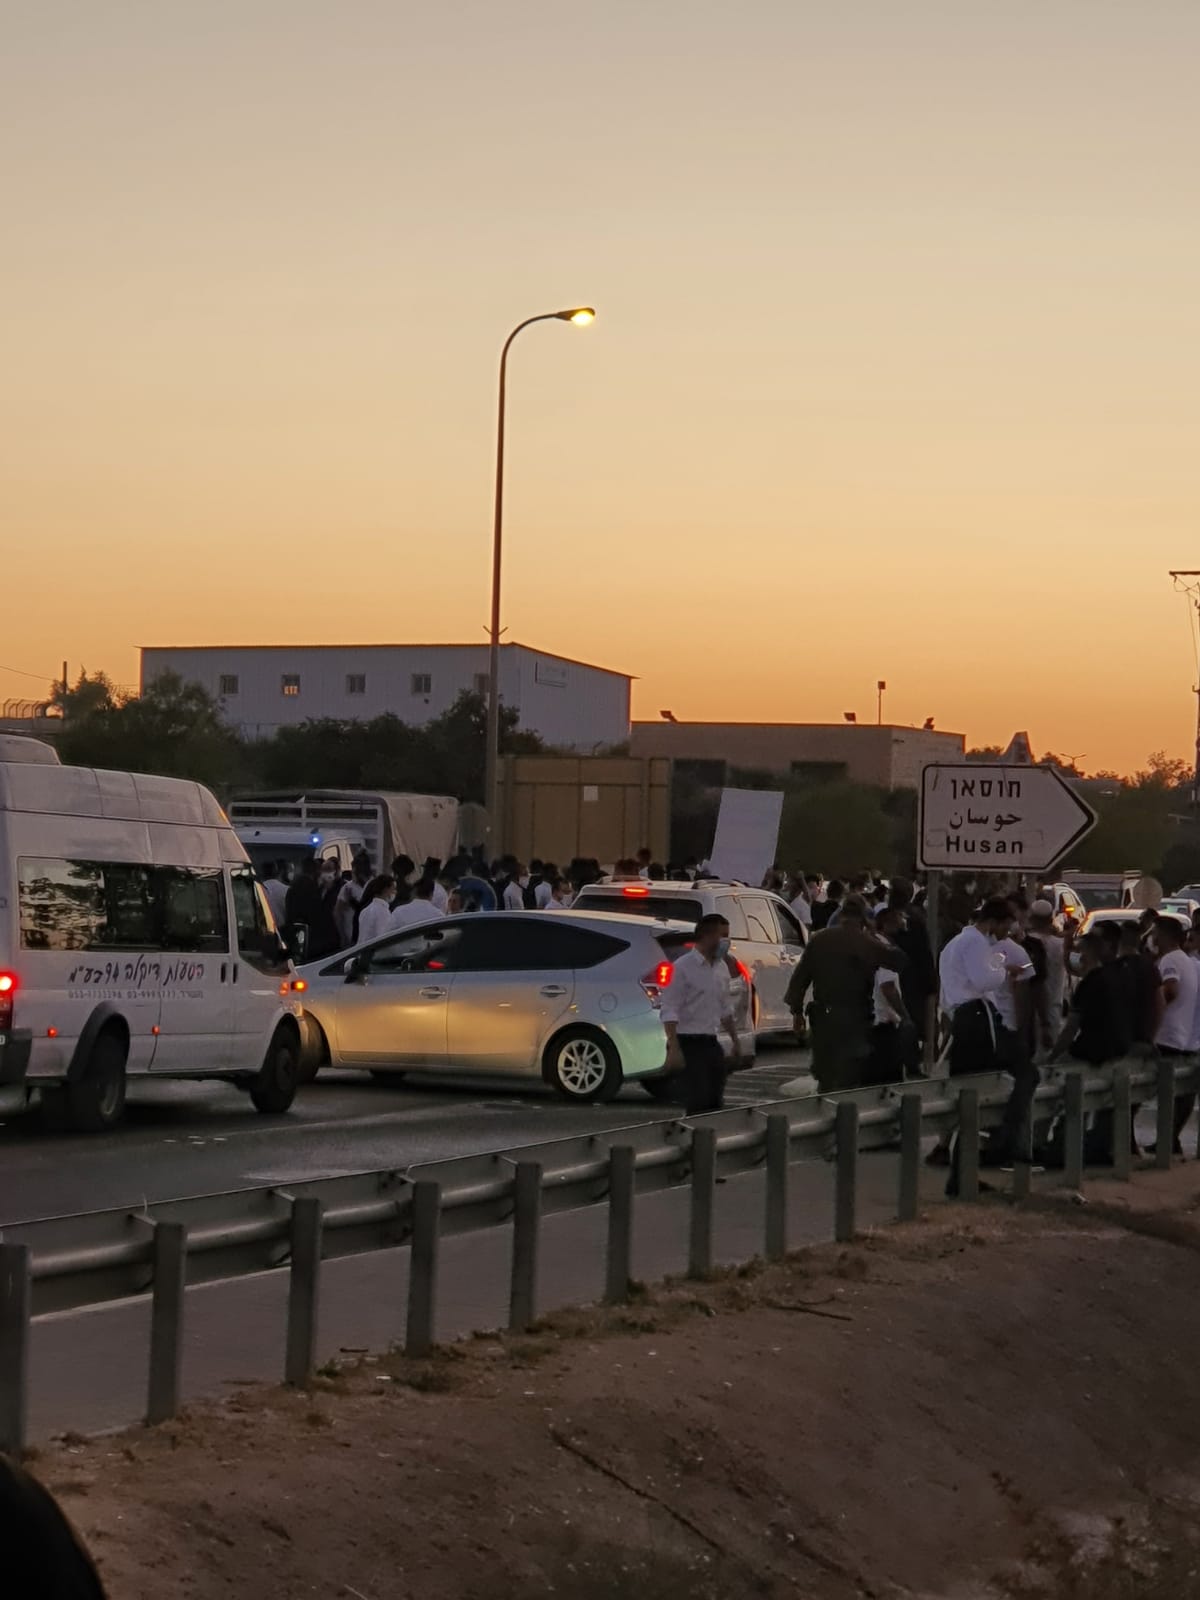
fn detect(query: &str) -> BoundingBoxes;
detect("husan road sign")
[919,764,1097,871]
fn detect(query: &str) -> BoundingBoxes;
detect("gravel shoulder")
[30,1167,1200,1600]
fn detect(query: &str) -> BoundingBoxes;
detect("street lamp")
[484,307,595,843]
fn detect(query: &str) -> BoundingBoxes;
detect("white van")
[0,759,305,1132]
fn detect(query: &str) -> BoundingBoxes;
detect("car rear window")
[574,890,703,924]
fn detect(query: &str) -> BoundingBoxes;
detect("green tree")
[56,672,245,789]
[49,668,125,719]
[777,780,895,876]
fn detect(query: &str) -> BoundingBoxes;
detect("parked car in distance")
[1172,883,1200,905]
[569,880,806,1038]
[297,910,755,1103]
[1078,907,1189,938]
[1161,897,1200,922]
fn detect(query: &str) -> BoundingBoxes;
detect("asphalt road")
[0,1044,816,1222]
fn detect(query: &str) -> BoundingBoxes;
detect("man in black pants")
[660,913,743,1113]
[937,897,1029,1194]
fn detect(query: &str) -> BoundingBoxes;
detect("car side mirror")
[343,954,367,983]
[282,922,309,964]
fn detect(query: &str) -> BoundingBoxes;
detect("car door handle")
[419,986,447,1000]
[539,985,569,998]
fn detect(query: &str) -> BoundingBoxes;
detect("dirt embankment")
[29,1170,1200,1600]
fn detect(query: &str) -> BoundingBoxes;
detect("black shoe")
[925,1145,951,1168]
[1145,1141,1184,1158]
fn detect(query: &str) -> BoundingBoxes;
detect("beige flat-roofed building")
[630,721,965,789]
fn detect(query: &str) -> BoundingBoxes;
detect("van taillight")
[641,960,673,1006]
[0,972,17,1032]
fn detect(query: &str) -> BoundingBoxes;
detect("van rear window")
[574,891,702,925]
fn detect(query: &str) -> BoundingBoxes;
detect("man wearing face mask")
[659,914,743,1114]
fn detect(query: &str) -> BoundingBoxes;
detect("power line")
[0,663,56,683]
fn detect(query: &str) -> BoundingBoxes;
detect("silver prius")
[297,910,755,1103]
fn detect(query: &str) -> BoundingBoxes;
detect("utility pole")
[1168,572,1200,807]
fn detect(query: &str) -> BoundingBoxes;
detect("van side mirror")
[343,955,367,983]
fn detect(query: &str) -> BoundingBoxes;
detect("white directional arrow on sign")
[919,764,1097,872]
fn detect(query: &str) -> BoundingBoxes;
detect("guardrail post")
[764,1114,790,1260]
[1063,1071,1085,1190]
[1156,1059,1176,1171]
[146,1222,187,1426]
[1112,1064,1133,1183]
[898,1093,922,1222]
[508,1162,542,1332]
[285,1197,323,1386]
[958,1088,980,1202]
[835,1101,859,1242]
[405,1181,441,1358]
[688,1127,717,1278]
[605,1146,636,1304]
[0,1244,31,1456]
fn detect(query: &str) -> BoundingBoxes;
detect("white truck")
[228,790,460,877]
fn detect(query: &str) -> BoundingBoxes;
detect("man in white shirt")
[936,897,1029,1191]
[546,877,573,909]
[334,858,372,949]
[1154,915,1199,1154]
[659,914,742,1113]
[533,864,556,910]
[260,861,289,929]
[502,865,527,912]
[389,877,441,931]
[789,874,814,930]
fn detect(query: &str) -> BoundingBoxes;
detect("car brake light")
[734,960,751,985]
[0,971,16,1032]
[622,885,650,897]
[291,979,308,993]
[640,960,673,1007]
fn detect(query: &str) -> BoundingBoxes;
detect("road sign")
[919,764,1097,871]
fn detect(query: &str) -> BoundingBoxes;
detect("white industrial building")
[140,643,633,750]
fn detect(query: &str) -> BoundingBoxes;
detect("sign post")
[918,764,1096,873]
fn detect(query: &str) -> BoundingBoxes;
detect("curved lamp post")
[484,308,596,841]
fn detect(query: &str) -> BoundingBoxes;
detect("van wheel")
[296,1019,328,1086]
[43,1031,128,1134]
[250,1029,299,1115]
[544,1028,622,1103]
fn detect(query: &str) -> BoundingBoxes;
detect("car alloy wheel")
[546,1028,622,1103]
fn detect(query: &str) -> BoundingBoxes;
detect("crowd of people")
[780,866,1200,1182]
[253,846,678,961]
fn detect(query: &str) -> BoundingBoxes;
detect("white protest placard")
[708,788,784,885]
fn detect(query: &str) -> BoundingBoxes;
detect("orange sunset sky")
[4,1,1199,774]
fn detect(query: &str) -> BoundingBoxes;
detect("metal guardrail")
[0,1055,1192,1453]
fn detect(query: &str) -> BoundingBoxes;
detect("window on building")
[281,674,301,697]
[473,672,489,697]
[346,673,367,696]
[411,673,432,696]
[219,674,239,697]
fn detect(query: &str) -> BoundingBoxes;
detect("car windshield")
[574,890,702,923]
[1073,886,1123,910]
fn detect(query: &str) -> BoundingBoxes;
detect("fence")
[0,1055,1192,1454]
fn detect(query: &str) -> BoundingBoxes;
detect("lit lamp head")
[556,307,596,325]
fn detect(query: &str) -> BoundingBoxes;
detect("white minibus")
[0,758,305,1131]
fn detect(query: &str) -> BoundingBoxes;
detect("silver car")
[297,910,755,1103]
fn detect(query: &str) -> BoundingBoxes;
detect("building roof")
[140,641,633,681]
[632,719,963,735]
